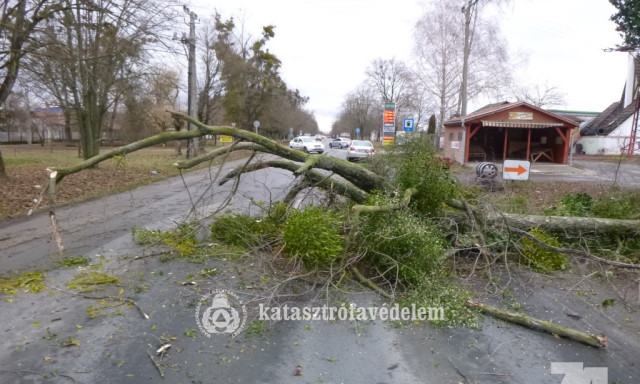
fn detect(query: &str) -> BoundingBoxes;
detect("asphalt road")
[1,144,639,383]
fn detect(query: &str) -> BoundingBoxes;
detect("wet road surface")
[1,149,639,383]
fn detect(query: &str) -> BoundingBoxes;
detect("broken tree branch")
[352,267,394,300]
[510,227,640,269]
[467,301,608,348]
[219,160,369,203]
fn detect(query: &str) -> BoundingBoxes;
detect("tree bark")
[467,301,607,348]
[446,202,640,236]
[0,149,7,180]
[487,212,640,236]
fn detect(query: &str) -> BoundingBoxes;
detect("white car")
[346,140,375,161]
[289,136,325,154]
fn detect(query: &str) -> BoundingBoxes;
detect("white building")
[578,54,638,155]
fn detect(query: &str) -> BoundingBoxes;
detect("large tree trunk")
[486,212,640,236]
[0,149,7,180]
[447,202,640,236]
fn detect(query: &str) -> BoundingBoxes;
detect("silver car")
[289,136,325,153]
[329,138,350,149]
[346,140,375,161]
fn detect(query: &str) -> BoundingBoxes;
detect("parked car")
[346,140,375,161]
[329,138,350,149]
[289,136,324,153]
[314,134,323,141]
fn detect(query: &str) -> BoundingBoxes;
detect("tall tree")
[0,0,62,178]
[30,0,177,160]
[211,14,316,137]
[333,85,380,139]
[413,0,511,133]
[610,0,640,49]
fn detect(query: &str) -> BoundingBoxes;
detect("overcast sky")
[188,0,629,132]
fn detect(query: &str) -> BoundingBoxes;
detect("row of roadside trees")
[0,0,318,178]
[330,0,567,141]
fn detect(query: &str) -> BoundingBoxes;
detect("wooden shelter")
[442,102,579,165]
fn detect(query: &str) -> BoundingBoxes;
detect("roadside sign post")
[382,103,396,146]
[502,159,531,181]
[253,120,260,134]
[403,118,414,132]
[355,127,361,139]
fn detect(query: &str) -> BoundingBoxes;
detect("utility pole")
[460,0,478,116]
[183,5,198,159]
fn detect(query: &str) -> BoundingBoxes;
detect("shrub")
[361,209,446,284]
[281,207,344,269]
[385,137,458,215]
[210,213,278,249]
[592,194,640,219]
[545,193,593,217]
[520,229,568,273]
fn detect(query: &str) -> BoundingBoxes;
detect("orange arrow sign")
[504,165,527,175]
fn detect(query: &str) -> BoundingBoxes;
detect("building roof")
[443,101,578,127]
[581,55,639,136]
[580,101,635,136]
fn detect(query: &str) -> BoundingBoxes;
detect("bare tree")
[333,85,380,139]
[509,83,566,108]
[413,0,464,136]
[413,0,512,134]
[197,21,223,127]
[0,0,63,178]
[29,0,179,160]
[366,58,412,107]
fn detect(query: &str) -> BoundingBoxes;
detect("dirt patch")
[0,144,249,220]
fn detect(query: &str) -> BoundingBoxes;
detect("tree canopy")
[610,0,640,49]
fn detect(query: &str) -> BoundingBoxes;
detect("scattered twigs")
[27,183,49,216]
[351,267,394,300]
[147,350,165,377]
[467,301,608,348]
[51,287,149,320]
[510,227,640,269]
[0,369,76,383]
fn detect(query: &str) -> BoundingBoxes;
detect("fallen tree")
[35,113,636,347]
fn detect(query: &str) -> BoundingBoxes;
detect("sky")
[188,0,629,133]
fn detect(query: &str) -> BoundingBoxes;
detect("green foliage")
[400,273,477,327]
[66,271,120,292]
[210,212,279,249]
[520,229,568,273]
[610,0,640,48]
[282,207,344,269]
[132,223,198,257]
[360,208,446,284]
[131,227,164,245]
[161,222,197,257]
[55,256,90,268]
[427,114,436,135]
[545,193,593,217]
[245,320,267,336]
[383,137,458,215]
[0,271,46,295]
[592,193,640,219]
